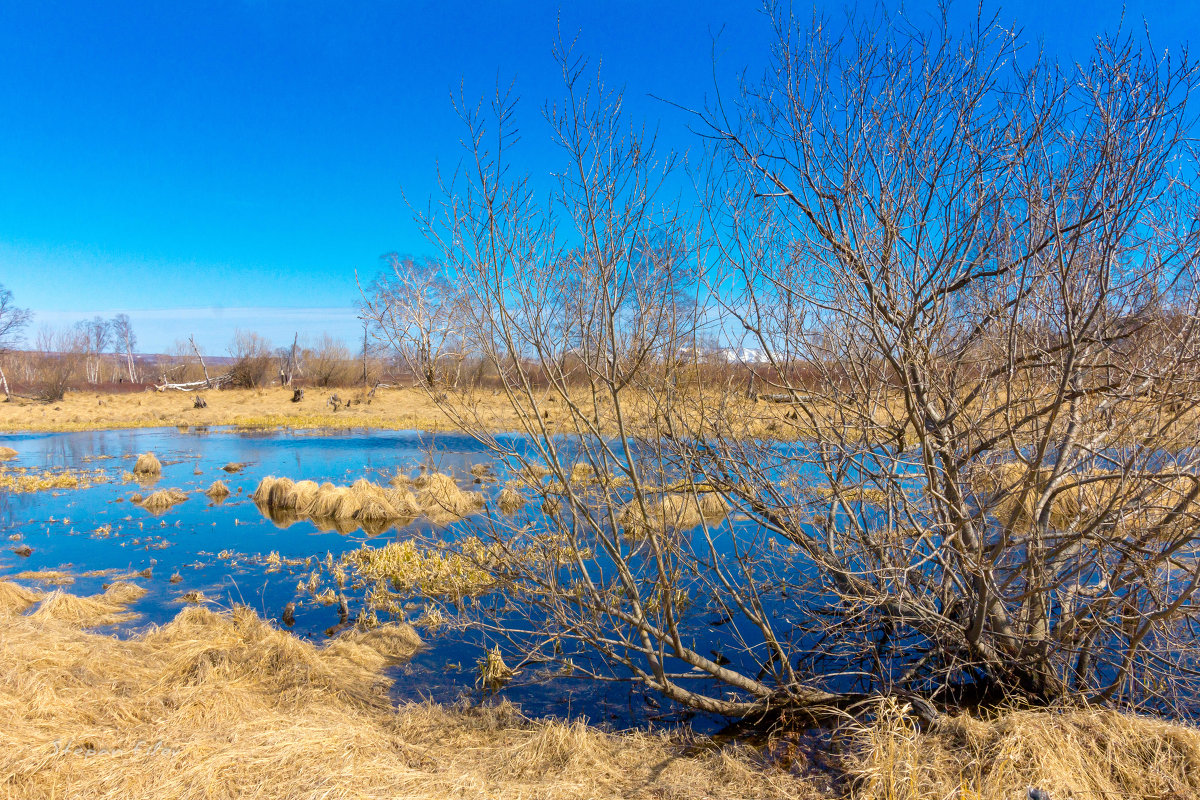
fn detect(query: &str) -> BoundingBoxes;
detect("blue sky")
[0,0,1192,353]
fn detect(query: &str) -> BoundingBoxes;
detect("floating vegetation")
[12,570,75,586]
[138,488,189,514]
[344,539,496,600]
[205,479,231,501]
[222,461,247,473]
[101,581,148,605]
[413,472,485,523]
[133,452,162,477]
[0,446,17,459]
[618,492,727,535]
[496,485,526,513]
[253,472,484,533]
[0,464,110,493]
[476,645,514,693]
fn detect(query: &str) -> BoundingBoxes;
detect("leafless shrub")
[227,330,273,389]
[373,12,1200,725]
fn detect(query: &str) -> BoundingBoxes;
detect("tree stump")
[291,388,304,403]
[194,396,207,409]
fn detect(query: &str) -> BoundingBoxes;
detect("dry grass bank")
[845,697,1200,799]
[0,581,813,800]
[5,580,1200,797]
[0,387,534,433]
[0,386,793,438]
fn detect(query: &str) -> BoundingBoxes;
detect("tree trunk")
[285,332,298,386]
[189,335,212,389]
[0,362,9,400]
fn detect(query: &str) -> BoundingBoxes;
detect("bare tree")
[368,11,1200,725]
[0,284,31,399]
[33,326,86,402]
[228,329,273,388]
[363,254,470,387]
[111,313,138,383]
[305,333,355,387]
[76,316,112,384]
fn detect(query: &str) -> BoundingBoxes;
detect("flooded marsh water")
[0,426,723,731]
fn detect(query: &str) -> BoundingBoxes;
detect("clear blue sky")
[0,0,1192,353]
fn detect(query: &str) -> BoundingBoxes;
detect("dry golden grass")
[253,475,425,533]
[0,585,813,800]
[0,386,798,440]
[0,464,109,493]
[0,580,42,614]
[132,451,161,476]
[27,588,140,628]
[11,570,75,586]
[0,445,17,459]
[414,471,485,523]
[846,697,1200,800]
[255,471,487,532]
[101,581,148,605]
[497,485,527,513]
[138,488,189,514]
[619,492,728,535]
[204,479,231,500]
[0,387,537,434]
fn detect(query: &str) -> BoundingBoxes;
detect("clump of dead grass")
[252,475,423,533]
[205,480,231,500]
[497,485,527,513]
[619,492,727,535]
[0,581,42,615]
[133,452,162,477]
[12,569,74,586]
[0,445,17,459]
[138,488,189,514]
[0,588,810,800]
[101,581,147,605]
[28,588,140,627]
[414,472,485,523]
[846,698,1200,800]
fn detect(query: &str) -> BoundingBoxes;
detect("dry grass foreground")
[0,581,812,800]
[5,580,1200,797]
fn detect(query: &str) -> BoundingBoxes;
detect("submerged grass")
[0,464,109,493]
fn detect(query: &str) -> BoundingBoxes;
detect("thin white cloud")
[31,306,367,354]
